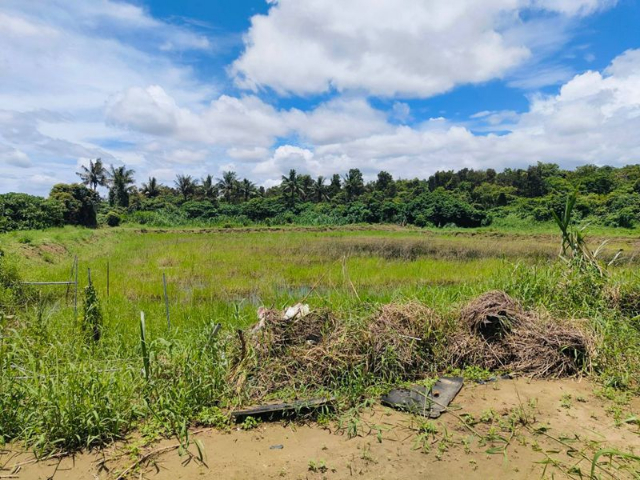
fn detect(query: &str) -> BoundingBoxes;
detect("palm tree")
[328,173,342,198]
[344,168,365,201]
[76,158,107,191]
[310,176,329,202]
[175,174,198,201]
[201,175,217,200]
[298,174,314,201]
[141,177,160,198]
[238,178,258,201]
[217,171,238,203]
[107,165,135,208]
[281,169,304,207]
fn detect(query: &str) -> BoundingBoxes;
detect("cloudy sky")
[1,0,639,195]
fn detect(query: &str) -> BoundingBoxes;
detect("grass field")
[1,225,639,468]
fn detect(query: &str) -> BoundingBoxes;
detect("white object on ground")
[284,303,310,320]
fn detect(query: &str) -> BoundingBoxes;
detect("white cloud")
[248,48,640,181]
[0,147,32,168]
[0,0,217,195]
[106,87,290,148]
[0,0,635,197]
[232,0,614,98]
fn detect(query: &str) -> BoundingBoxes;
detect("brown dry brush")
[450,291,595,377]
[233,303,444,399]
[231,292,596,400]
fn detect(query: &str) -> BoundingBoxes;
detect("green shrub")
[82,280,102,342]
[0,193,64,232]
[105,211,121,227]
[49,184,99,228]
[0,251,26,311]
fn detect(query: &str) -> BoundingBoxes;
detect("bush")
[0,193,65,232]
[49,184,99,228]
[407,190,487,227]
[0,251,26,310]
[105,211,121,227]
[180,201,218,219]
[604,207,636,228]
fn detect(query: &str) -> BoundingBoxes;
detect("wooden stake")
[65,257,75,303]
[163,273,170,329]
[74,256,78,319]
[106,260,110,297]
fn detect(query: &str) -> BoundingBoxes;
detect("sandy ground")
[2,378,639,479]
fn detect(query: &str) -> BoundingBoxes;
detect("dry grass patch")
[234,303,443,399]
[450,291,595,377]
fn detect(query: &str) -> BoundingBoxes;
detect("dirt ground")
[2,378,639,480]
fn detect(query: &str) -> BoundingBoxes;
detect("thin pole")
[163,273,170,329]
[74,256,78,319]
[87,267,92,285]
[106,260,110,297]
[65,257,75,303]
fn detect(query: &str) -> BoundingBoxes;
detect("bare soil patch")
[4,378,638,479]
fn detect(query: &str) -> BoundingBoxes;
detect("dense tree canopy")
[3,162,640,231]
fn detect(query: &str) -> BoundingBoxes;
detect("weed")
[240,416,260,431]
[560,394,573,409]
[196,406,229,429]
[308,459,328,473]
[81,277,102,342]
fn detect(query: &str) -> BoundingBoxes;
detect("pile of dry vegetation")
[450,291,595,377]
[232,291,595,399]
[233,302,442,398]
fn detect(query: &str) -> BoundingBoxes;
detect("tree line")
[2,160,640,232]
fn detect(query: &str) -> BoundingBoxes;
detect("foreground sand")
[3,378,638,479]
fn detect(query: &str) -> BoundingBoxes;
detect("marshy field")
[1,225,639,479]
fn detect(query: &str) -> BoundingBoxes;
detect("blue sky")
[1,0,639,195]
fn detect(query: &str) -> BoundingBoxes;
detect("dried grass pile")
[366,302,442,378]
[450,291,594,377]
[235,303,442,398]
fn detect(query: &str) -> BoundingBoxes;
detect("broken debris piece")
[231,397,334,422]
[381,377,463,419]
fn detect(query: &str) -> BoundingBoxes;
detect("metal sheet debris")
[231,397,334,422]
[381,376,463,418]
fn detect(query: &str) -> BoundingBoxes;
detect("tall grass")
[0,226,638,454]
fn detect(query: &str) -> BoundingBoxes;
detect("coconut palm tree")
[328,174,342,198]
[281,169,304,207]
[107,165,135,208]
[76,158,107,191]
[310,176,329,202]
[201,174,217,200]
[298,174,314,201]
[175,174,198,201]
[239,178,258,201]
[343,168,365,201]
[217,171,238,203]
[141,177,161,198]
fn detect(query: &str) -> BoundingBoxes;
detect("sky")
[1,0,639,196]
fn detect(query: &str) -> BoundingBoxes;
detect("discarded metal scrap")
[381,376,463,418]
[231,397,334,422]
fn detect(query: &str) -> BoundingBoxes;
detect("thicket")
[3,162,640,232]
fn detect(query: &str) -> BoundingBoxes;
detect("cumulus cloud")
[232,0,614,97]
[0,0,635,197]
[0,0,217,194]
[106,86,290,148]
[247,48,640,180]
[0,146,32,168]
